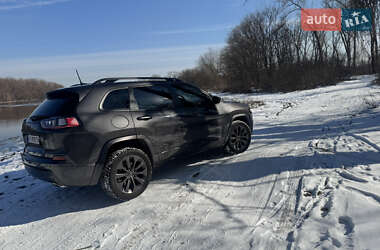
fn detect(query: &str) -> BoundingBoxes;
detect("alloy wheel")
[228,123,251,152]
[114,155,148,194]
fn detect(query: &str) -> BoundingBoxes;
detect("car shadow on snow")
[0,169,121,227]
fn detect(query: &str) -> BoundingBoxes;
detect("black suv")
[21,77,252,200]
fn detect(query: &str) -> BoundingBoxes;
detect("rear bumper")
[21,153,95,186]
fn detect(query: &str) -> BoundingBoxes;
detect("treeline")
[174,0,379,93]
[0,78,63,103]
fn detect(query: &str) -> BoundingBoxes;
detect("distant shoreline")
[0,99,41,106]
[0,102,40,108]
[0,103,39,120]
[0,77,62,106]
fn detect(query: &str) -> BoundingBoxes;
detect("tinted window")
[30,98,78,119]
[103,89,130,110]
[134,85,173,111]
[171,85,213,109]
[177,83,207,97]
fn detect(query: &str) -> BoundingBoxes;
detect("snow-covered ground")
[1,75,380,250]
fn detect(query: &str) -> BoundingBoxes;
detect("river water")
[0,104,39,140]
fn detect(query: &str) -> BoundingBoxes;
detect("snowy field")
[1,75,380,250]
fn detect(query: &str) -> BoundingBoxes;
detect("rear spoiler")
[46,88,87,102]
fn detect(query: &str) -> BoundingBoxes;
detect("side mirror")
[211,95,221,104]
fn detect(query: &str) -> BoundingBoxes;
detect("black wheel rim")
[229,124,250,152]
[114,155,148,194]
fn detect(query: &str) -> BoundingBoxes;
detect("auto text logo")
[301,8,372,31]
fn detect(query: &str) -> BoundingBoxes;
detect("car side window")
[178,83,207,97]
[133,85,174,111]
[171,85,214,109]
[102,88,130,110]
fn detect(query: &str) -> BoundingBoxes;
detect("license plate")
[27,135,40,145]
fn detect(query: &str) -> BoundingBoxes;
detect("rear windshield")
[30,98,78,120]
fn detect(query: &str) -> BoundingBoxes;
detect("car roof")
[47,77,184,101]
[70,77,182,90]
[92,77,177,85]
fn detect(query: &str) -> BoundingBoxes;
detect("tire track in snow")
[347,133,380,152]
[277,171,299,232]
[247,142,309,249]
[255,174,279,226]
[345,186,380,204]
[288,119,380,249]
[110,154,244,249]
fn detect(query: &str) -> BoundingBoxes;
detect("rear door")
[97,87,135,140]
[129,84,185,161]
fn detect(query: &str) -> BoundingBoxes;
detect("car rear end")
[21,87,96,186]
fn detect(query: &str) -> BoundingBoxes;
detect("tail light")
[41,117,80,129]
[52,155,66,161]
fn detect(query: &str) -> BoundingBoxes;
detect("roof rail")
[92,77,180,85]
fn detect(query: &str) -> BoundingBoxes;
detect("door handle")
[137,115,152,121]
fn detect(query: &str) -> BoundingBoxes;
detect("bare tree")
[349,0,379,73]
[198,49,223,76]
[178,0,378,93]
[0,78,62,103]
[279,0,327,63]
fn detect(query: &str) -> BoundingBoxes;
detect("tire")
[224,120,252,155]
[100,147,152,201]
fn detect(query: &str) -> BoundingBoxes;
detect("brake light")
[41,117,80,129]
[52,156,66,161]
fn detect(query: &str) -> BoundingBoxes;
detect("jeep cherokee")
[21,77,253,201]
